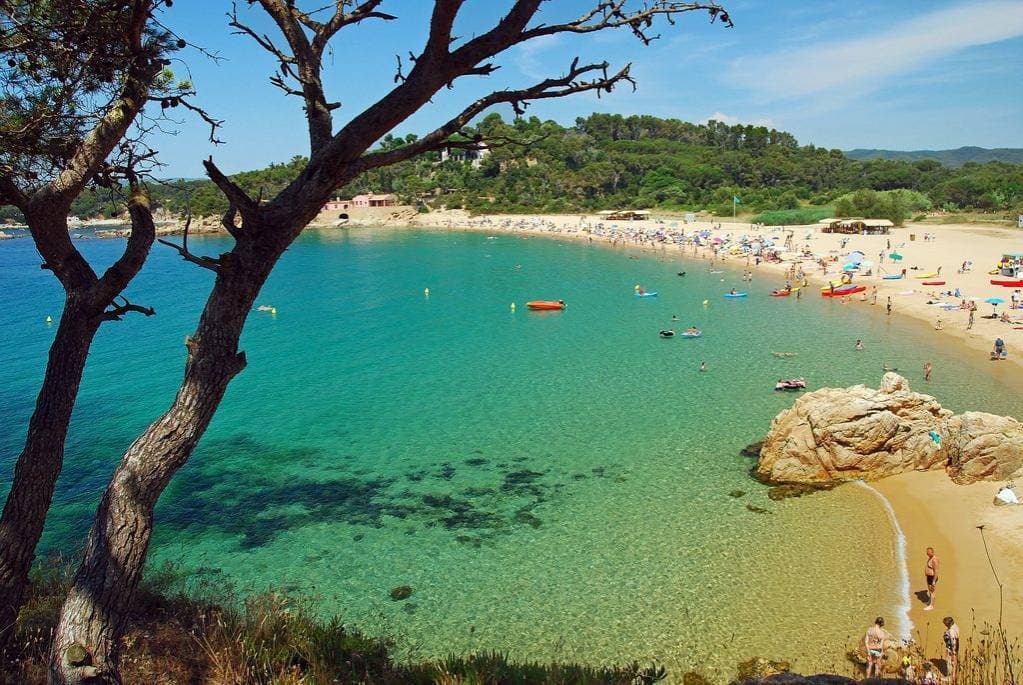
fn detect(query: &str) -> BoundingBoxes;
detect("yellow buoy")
[424,287,430,296]
[634,284,640,292]
[703,299,709,307]
[510,302,516,311]
[270,307,277,316]
[46,315,53,324]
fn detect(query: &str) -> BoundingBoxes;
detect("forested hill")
[49,113,1023,223]
[845,146,1023,167]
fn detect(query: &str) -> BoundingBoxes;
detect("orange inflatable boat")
[526,300,566,310]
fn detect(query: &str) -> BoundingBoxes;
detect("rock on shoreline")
[756,373,1023,485]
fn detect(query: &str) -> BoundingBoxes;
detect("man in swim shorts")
[925,547,939,610]
[864,616,889,677]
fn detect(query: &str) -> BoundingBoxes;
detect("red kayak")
[770,290,792,297]
[922,280,946,286]
[991,279,1023,287]
[526,300,566,310]
[822,286,866,297]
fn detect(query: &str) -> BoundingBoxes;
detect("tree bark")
[48,241,278,685]
[0,299,100,650]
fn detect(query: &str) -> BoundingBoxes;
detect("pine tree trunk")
[0,299,100,653]
[48,254,271,684]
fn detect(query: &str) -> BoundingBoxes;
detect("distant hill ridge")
[844,146,1023,167]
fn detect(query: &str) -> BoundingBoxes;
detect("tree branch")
[202,156,257,222]
[94,181,157,305]
[521,1,732,44]
[99,296,156,322]
[354,58,630,172]
[156,213,223,272]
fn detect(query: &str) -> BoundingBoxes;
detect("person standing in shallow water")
[943,616,960,680]
[924,361,933,382]
[864,617,889,678]
[925,547,940,610]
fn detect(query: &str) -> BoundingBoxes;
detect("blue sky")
[152,0,1023,177]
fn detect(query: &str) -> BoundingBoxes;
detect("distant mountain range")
[844,146,1023,167]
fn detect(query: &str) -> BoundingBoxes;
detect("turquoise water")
[2,229,1021,678]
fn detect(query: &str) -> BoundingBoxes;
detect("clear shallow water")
[2,229,1021,678]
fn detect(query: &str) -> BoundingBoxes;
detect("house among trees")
[322,193,399,212]
[817,218,893,235]
[440,143,490,169]
[597,209,652,221]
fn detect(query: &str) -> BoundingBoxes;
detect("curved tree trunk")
[49,248,275,684]
[0,300,100,651]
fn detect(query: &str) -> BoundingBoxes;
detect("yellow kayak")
[914,272,938,279]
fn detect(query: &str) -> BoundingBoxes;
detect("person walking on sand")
[864,617,889,678]
[924,361,933,382]
[924,547,940,610]
[943,616,960,680]
[886,297,892,316]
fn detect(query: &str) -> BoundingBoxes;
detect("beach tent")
[846,251,865,264]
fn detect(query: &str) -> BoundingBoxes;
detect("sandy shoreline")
[873,472,1023,645]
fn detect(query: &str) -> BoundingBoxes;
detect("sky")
[150,0,1023,177]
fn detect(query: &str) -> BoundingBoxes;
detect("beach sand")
[873,471,1023,650]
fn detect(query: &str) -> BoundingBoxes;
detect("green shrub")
[749,207,834,225]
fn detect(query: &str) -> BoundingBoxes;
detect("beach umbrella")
[845,251,865,264]
[986,297,1005,305]
[889,253,903,261]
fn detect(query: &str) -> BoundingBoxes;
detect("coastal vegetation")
[38,113,1023,227]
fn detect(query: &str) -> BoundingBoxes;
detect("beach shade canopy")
[986,297,1005,305]
[846,251,865,264]
[889,253,903,261]
[843,263,858,272]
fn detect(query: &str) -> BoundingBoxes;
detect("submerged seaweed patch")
[152,435,595,551]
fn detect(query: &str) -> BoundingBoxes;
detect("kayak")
[526,300,566,310]
[914,272,938,279]
[635,292,658,298]
[922,280,946,286]
[991,279,1023,287]
[770,290,792,297]
[724,292,748,298]
[882,275,903,280]
[822,286,866,297]
[680,330,702,338]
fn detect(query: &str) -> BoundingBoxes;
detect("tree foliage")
[55,113,1023,224]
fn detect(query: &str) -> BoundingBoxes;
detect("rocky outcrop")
[945,411,1023,484]
[756,373,1023,485]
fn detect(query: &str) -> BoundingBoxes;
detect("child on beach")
[943,616,959,680]
[864,617,890,678]
[924,547,939,610]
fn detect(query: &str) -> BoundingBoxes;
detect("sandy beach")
[874,471,1023,646]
